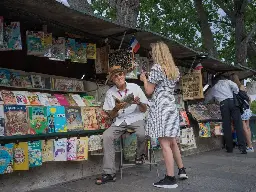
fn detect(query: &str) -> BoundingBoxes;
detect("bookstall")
[0,0,256,191]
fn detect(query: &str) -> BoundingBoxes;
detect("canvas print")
[28,106,47,134]
[13,142,29,171]
[13,91,29,105]
[67,137,77,161]
[65,107,83,131]
[81,107,98,130]
[0,69,10,86]
[0,143,14,174]
[28,141,42,167]
[47,106,67,133]
[42,140,54,162]
[4,105,28,136]
[10,71,22,87]
[54,138,67,161]
[77,137,89,161]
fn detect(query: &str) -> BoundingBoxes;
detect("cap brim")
[106,69,125,81]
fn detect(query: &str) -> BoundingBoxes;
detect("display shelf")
[0,129,105,144]
[198,119,222,123]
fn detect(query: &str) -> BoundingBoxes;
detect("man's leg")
[102,123,125,175]
[229,100,246,151]
[220,100,233,152]
[127,120,146,158]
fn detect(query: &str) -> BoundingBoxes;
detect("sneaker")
[95,174,116,185]
[153,175,178,189]
[178,167,188,179]
[246,147,254,153]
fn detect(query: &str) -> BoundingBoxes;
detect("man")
[205,75,246,154]
[96,65,148,185]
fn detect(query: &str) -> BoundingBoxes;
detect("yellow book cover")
[42,140,54,162]
[76,137,89,161]
[86,43,96,59]
[13,142,29,171]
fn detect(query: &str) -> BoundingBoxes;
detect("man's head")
[107,65,126,88]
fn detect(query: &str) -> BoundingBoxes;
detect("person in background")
[230,74,253,152]
[95,65,148,185]
[140,41,188,189]
[205,75,247,154]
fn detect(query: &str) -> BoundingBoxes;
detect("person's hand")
[114,102,127,111]
[140,72,147,82]
[133,96,141,105]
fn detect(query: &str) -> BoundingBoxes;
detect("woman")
[140,41,188,189]
[231,74,254,152]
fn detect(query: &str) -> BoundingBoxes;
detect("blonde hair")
[151,41,179,80]
[231,74,242,89]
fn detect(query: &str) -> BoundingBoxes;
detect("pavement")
[30,147,256,192]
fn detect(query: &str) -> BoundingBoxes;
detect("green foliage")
[251,100,256,114]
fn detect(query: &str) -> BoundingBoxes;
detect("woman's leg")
[158,137,174,176]
[170,137,183,169]
[242,120,252,148]
[246,120,253,148]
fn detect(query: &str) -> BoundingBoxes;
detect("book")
[0,143,14,174]
[71,94,86,106]
[5,22,22,50]
[0,105,5,136]
[76,137,89,161]
[82,96,101,107]
[41,76,51,89]
[54,94,70,106]
[65,94,77,106]
[96,108,111,129]
[31,75,43,88]
[26,31,44,56]
[4,105,28,136]
[10,71,22,87]
[75,42,87,63]
[28,141,42,167]
[43,33,52,58]
[54,79,73,92]
[20,74,32,88]
[37,93,51,106]
[67,137,77,161]
[86,43,96,59]
[13,91,29,105]
[65,107,83,131]
[1,90,16,105]
[50,37,66,61]
[42,140,54,162]
[47,106,67,133]
[27,92,41,105]
[88,135,103,151]
[73,80,84,92]
[66,38,76,60]
[54,138,67,161]
[199,123,211,138]
[48,95,60,106]
[81,107,98,130]
[28,106,47,134]
[13,142,29,171]
[0,69,10,86]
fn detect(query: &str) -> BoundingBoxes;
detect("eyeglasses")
[113,72,124,79]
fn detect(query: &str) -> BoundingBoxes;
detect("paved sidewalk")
[31,148,256,192]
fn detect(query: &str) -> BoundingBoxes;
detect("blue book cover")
[0,69,10,86]
[47,106,67,133]
[0,143,14,174]
[28,141,42,167]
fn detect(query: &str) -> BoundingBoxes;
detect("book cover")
[54,94,70,106]
[179,111,190,126]
[37,93,51,106]
[199,123,211,138]
[82,96,101,107]
[42,140,54,162]
[28,141,42,167]
[76,42,87,63]
[77,137,89,161]
[86,43,96,59]
[96,108,111,129]
[10,71,22,87]
[65,107,83,131]
[0,105,5,136]
[26,31,44,56]
[73,80,84,92]
[88,135,103,151]
[54,79,73,92]
[28,106,47,134]
[81,107,98,130]
[43,33,52,58]
[13,142,29,171]
[27,92,41,105]
[54,138,67,161]
[1,90,16,105]
[6,22,22,50]
[41,76,51,90]
[0,69,10,86]
[67,137,77,161]
[48,95,60,106]
[20,74,32,88]
[31,75,43,89]
[50,37,65,61]
[66,38,76,60]
[13,91,29,105]
[47,106,67,133]
[0,92,4,104]
[71,94,86,106]
[0,143,14,174]
[65,94,77,106]
[4,105,28,136]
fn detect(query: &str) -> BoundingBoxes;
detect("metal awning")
[1,0,255,77]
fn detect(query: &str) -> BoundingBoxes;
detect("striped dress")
[146,64,180,138]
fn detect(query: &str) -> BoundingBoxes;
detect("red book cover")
[54,94,70,106]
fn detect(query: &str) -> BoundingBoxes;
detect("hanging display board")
[181,72,204,101]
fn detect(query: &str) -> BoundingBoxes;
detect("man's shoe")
[178,167,188,180]
[95,174,116,185]
[153,175,178,189]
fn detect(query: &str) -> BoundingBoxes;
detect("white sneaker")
[246,147,254,152]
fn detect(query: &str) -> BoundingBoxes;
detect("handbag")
[233,91,250,113]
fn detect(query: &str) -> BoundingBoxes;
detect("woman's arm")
[143,80,156,96]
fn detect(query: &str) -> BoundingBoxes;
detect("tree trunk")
[194,0,218,58]
[68,0,93,14]
[109,0,140,27]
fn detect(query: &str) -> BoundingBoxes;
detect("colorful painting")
[28,106,47,134]
[67,137,77,161]
[47,106,67,133]
[0,143,14,174]
[28,141,42,167]
[4,105,28,136]
[65,107,83,131]
[13,142,29,171]
[54,138,67,161]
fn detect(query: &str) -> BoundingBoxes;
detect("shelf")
[197,119,222,123]
[0,129,105,144]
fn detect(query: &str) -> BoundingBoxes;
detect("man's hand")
[114,102,127,111]
[133,96,141,105]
